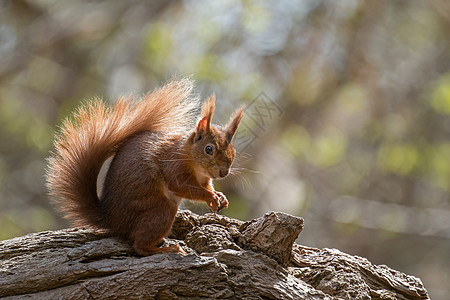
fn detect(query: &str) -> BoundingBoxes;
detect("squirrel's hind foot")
[134,243,185,256]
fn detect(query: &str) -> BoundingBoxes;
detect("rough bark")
[0,210,429,299]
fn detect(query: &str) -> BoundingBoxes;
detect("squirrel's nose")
[219,169,229,178]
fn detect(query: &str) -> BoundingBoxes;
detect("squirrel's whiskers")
[46,79,244,256]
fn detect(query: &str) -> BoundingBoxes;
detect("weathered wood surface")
[0,210,429,299]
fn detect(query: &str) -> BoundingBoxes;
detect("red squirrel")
[46,79,244,255]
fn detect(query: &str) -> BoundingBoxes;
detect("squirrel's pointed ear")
[196,117,208,137]
[197,116,208,130]
[201,94,215,131]
[225,106,245,142]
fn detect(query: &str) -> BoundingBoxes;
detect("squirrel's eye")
[204,145,213,155]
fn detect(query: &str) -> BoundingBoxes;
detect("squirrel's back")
[46,79,198,227]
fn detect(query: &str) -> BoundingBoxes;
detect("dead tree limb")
[0,210,429,299]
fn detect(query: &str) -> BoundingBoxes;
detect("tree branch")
[0,210,429,299]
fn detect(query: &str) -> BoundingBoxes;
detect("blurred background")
[1,0,449,298]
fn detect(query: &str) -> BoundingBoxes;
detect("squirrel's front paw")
[207,191,228,213]
[208,193,221,212]
[214,191,228,212]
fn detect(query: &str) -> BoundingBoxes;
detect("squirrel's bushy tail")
[46,79,198,227]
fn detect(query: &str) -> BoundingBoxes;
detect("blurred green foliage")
[1,0,450,298]
[431,73,450,115]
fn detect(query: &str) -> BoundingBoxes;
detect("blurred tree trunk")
[0,210,429,299]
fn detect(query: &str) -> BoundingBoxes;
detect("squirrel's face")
[189,127,237,179]
[188,95,244,180]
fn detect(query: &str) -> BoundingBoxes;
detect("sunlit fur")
[46,79,244,255]
[46,79,198,228]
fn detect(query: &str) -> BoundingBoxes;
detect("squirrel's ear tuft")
[225,106,245,142]
[201,94,215,131]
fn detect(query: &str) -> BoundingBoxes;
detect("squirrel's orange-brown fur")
[46,79,244,255]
